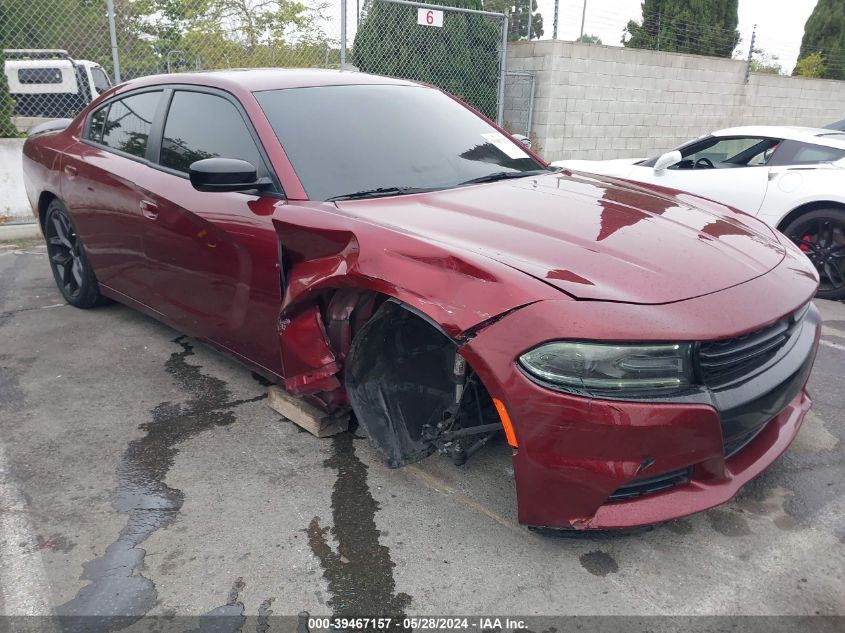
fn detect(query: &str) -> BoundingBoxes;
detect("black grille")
[608,468,691,501]
[723,423,769,458]
[698,305,808,388]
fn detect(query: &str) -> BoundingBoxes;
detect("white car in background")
[553,126,845,299]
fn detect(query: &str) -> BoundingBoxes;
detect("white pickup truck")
[3,49,111,119]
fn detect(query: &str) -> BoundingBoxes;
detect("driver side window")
[159,90,266,175]
[674,137,781,169]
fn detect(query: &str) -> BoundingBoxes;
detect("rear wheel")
[44,200,105,308]
[784,208,845,301]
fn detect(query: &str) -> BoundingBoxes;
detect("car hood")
[336,172,786,305]
[551,157,644,177]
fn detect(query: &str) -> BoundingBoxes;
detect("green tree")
[130,0,329,76]
[353,0,501,118]
[0,0,332,80]
[794,52,826,78]
[576,33,602,45]
[0,51,21,138]
[0,0,108,61]
[750,47,783,75]
[484,0,543,40]
[795,0,845,80]
[0,0,159,78]
[624,0,739,58]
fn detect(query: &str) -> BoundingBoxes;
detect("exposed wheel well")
[37,191,58,231]
[344,299,499,467]
[777,201,845,232]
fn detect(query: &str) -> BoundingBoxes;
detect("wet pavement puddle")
[307,432,412,625]
[56,336,263,631]
[55,335,410,632]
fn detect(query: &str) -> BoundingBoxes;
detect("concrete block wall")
[0,138,31,223]
[506,41,845,161]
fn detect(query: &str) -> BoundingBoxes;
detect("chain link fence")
[1,0,514,127]
[1,0,341,122]
[502,70,534,139]
[354,0,507,124]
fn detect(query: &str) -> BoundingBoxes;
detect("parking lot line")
[0,442,54,617]
[404,464,531,539]
[819,339,845,352]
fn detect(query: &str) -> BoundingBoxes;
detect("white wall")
[0,139,32,223]
[506,41,845,160]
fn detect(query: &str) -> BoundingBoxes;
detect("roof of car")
[713,125,845,149]
[117,68,419,93]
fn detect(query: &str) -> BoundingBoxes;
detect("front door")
[138,88,285,375]
[629,136,779,214]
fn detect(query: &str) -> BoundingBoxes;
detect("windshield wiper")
[457,168,555,186]
[326,186,439,201]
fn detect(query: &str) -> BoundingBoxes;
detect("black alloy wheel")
[44,199,105,308]
[785,208,845,301]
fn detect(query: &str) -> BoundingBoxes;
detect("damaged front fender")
[272,203,563,400]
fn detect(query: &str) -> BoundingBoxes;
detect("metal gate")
[354,0,508,124]
[503,70,536,138]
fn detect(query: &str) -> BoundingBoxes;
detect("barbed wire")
[557,4,844,78]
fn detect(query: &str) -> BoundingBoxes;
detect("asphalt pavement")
[0,239,843,622]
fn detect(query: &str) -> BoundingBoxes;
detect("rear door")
[139,88,284,374]
[61,89,167,303]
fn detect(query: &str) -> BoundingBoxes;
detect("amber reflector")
[492,398,518,448]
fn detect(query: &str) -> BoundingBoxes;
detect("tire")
[783,208,845,301]
[44,199,106,308]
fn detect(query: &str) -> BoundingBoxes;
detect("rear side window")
[18,68,62,84]
[88,105,108,142]
[159,91,264,173]
[101,91,162,158]
[770,140,845,165]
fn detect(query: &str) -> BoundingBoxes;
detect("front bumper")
[460,265,821,530]
[588,387,811,529]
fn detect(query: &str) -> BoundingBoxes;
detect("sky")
[532,0,819,72]
[324,0,820,74]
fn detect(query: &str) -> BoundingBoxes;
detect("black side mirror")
[189,158,271,193]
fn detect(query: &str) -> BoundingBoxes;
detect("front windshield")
[255,84,546,201]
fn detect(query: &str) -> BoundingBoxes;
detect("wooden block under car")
[266,386,349,437]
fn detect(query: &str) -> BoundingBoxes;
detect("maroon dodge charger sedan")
[22,69,821,530]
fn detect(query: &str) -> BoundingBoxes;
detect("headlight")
[518,342,692,396]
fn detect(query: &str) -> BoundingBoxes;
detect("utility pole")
[106,0,121,82]
[553,0,559,39]
[745,24,757,84]
[656,13,661,50]
[527,0,533,41]
[579,0,587,40]
[340,0,347,68]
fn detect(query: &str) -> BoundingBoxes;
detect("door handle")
[64,165,78,179]
[139,200,159,220]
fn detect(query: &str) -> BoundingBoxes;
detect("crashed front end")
[460,246,820,530]
[269,188,820,530]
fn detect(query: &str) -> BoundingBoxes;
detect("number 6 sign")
[417,8,444,27]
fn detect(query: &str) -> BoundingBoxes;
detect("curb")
[0,223,42,242]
